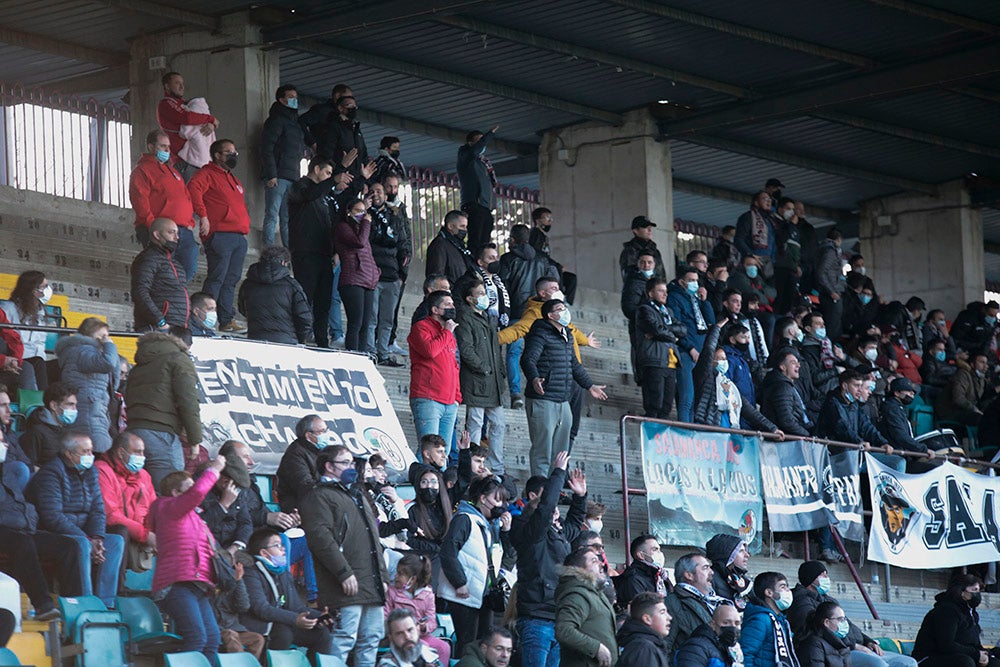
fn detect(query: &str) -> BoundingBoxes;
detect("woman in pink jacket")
[146,455,225,660]
[334,198,380,352]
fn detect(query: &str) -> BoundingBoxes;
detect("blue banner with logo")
[640,423,763,553]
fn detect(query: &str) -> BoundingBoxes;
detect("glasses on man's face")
[830,615,847,622]
[333,459,353,467]
[587,542,605,551]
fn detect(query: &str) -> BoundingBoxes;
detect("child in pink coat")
[383,553,451,664]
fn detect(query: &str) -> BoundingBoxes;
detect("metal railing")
[674,218,721,259]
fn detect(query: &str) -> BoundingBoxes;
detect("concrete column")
[128,12,279,244]
[860,180,983,310]
[539,109,673,293]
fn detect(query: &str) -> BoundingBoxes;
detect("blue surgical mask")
[203,310,218,329]
[76,454,95,471]
[860,294,872,305]
[835,620,850,638]
[475,295,490,311]
[269,552,288,568]
[59,409,78,425]
[814,327,827,339]
[155,150,170,164]
[817,576,832,595]
[868,381,876,392]
[126,454,146,473]
[988,316,997,326]
[934,350,947,362]
[640,269,654,278]
[716,359,729,374]
[686,280,699,295]
[795,330,805,343]
[845,391,855,403]
[745,265,758,279]
[558,309,572,327]
[338,468,358,485]
[286,97,299,110]
[314,432,331,449]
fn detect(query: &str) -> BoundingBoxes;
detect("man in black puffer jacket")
[498,225,557,320]
[675,604,744,667]
[617,592,672,667]
[131,217,190,331]
[260,85,306,247]
[634,278,686,417]
[238,246,312,345]
[758,349,812,437]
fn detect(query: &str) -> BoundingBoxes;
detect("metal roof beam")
[42,65,129,95]
[813,110,1000,158]
[671,135,939,195]
[94,0,217,30]
[606,0,877,68]
[0,25,128,67]
[293,40,624,125]
[265,0,490,43]
[863,0,1000,35]
[660,42,1000,136]
[672,178,856,225]
[436,15,750,99]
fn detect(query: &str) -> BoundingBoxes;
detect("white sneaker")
[388,343,408,356]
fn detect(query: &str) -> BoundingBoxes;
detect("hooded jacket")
[455,304,505,408]
[741,598,799,667]
[237,259,313,344]
[498,244,557,319]
[787,584,870,649]
[758,368,812,437]
[438,500,495,609]
[617,617,672,667]
[95,454,155,542]
[200,484,253,549]
[555,565,618,667]
[241,555,312,635]
[55,334,119,453]
[408,317,462,405]
[936,366,988,421]
[124,333,202,444]
[21,407,66,467]
[522,318,593,404]
[614,558,666,611]
[146,467,219,592]
[706,534,750,609]
[260,100,306,182]
[130,243,190,331]
[912,591,984,662]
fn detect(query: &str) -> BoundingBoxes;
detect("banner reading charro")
[190,338,415,476]
[640,422,763,552]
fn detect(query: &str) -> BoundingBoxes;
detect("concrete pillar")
[860,180,983,310]
[128,12,279,244]
[539,109,673,293]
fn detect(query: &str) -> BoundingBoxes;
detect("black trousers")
[462,203,494,253]
[773,266,799,315]
[819,292,844,342]
[569,381,584,445]
[447,600,493,659]
[339,284,374,352]
[0,527,77,609]
[641,366,677,419]
[389,275,407,345]
[292,252,335,347]
[268,620,332,656]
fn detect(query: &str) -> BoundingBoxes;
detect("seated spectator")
[0,428,64,621]
[148,458,226,661]
[886,329,922,385]
[96,432,156,585]
[214,557,265,661]
[664,552,722,655]
[616,591,671,667]
[667,268,716,423]
[378,608,442,667]
[794,601,852,667]
[634,277,685,419]
[922,310,957,360]
[238,245,312,344]
[55,317,119,454]
[936,351,991,429]
[555,546,617,667]
[675,602,744,667]
[728,256,776,313]
[189,291,218,337]
[130,218,191,332]
[912,573,997,667]
[22,381,77,467]
[741,571,796,667]
[275,414,327,513]
[200,454,253,555]
[408,290,462,457]
[384,553,450,664]
[455,625,514,667]
[2,271,53,391]
[27,431,125,607]
[705,534,750,611]
[242,528,333,658]
[759,349,812,436]
[0,308,26,393]
[694,320,780,433]
[614,534,670,610]
[920,339,955,403]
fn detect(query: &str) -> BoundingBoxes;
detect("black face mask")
[489,505,506,520]
[540,224,551,233]
[486,260,501,274]
[389,150,400,159]
[343,107,358,120]
[454,229,468,241]
[163,240,179,253]
[418,488,439,505]
[718,626,740,647]
[969,592,982,608]
[900,395,914,406]
[441,307,457,321]
[224,155,238,170]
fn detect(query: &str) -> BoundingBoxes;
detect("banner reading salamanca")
[189,338,416,476]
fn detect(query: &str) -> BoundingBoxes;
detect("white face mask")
[588,519,603,535]
[550,289,565,302]
[40,285,53,304]
[648,551,665,568]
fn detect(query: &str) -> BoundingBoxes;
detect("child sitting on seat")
[383,553,450,664]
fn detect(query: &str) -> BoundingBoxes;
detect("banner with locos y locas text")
[867,454,1000,569]
[640,422,763,553]
[190,338,415,477]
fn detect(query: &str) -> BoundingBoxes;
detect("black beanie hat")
[798,560,828,586]
[705,533,743,565]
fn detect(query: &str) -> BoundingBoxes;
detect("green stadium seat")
[114,595,183,654]
[267,649,311,667]
[165,652,214,667]
[314,655,348,667]
[875,638,901,654]
[219,653,265,667]
[253,474,280,512]
[57,596,107,641]
[898,640,915,656]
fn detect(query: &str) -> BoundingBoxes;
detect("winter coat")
[613,559,664,611]
[456,130,495,209]
[300,477,387,609]
[634,301,685,371]
[693,326,777,432]
[617,617,672,667]
[241,557,311,635]
[878,396,927,455]
[675,622,734,667]
[383,585,439,637]
[776,219,803,270]
[146,467,219,592]
[455,305,505,408]
[937,367,987,421]
[510,468,586,621]
[130,244,190,330]
[742,599,797,667]
[727,267,776,305]
[555,565,618,667]
[921,354,956,388]
[787,584,869,648]
[498,297,590,359]
[758,369,812,437]
[124,333,202,444]
[816,390,887,453]
[498,244,557,318]
[711,237,741,271]
[619,238,665,281]
[815,240,844,299]
[200,485,253,549]
[334,216,380,290]
[408,318,462,405]
[620,269,649,323]
[27,456,106,538]
[260,101,306,182]
[841,291,878,339]
[55,335,119,453]
[795,629,852,667]
[735,209,777,260]
[455,644,491,667]
[912,592,984,663]
[0,461,38,533]
[287,176,358,256]
[95,455,155,542]
[21,408,66,467]
[438,501,495,609]
[275,437,321,514]
[664,585,715,655]
[522,318,593,404]
[369,204,405,282]
[237,259,313,344]
[128,153,195,229]
[800,336,840,396]
[722,344,756,406]
[666,281,716,355]
[299,102,368,180]
[425,230,473,287]
[952,306,996,356]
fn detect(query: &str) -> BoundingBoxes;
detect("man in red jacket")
[407,291,462,462]
[188,139,251,333]
[128,129,199,283]
[157,71,218,182]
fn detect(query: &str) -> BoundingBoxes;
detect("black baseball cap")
[765,178,785,188]
[631,215,656,229]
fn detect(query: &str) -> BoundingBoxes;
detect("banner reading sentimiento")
[640,422,763,552]
[190,339,415,476]
[867,455,1000,569]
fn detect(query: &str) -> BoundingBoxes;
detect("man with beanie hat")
[705,534,751,611]
[788,561,917,667]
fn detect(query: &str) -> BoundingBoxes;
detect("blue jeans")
[263,178,293,247]
[69,532,124,607]
[676,351,696,423]
[328,263,344,340]
[517,618,559,667]
[506,338,524,396]
[330,604,383,667]
[852,649,918,667]
[466,406,506,475]
[129,428,183,492]
[202,231,248,326]
[281,533,317,602]
[158,582,221,661]
[366,280,401,357]
[411,399,458,461]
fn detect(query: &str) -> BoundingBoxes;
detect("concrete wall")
[860,180,983,311]
[539,109,673,293]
